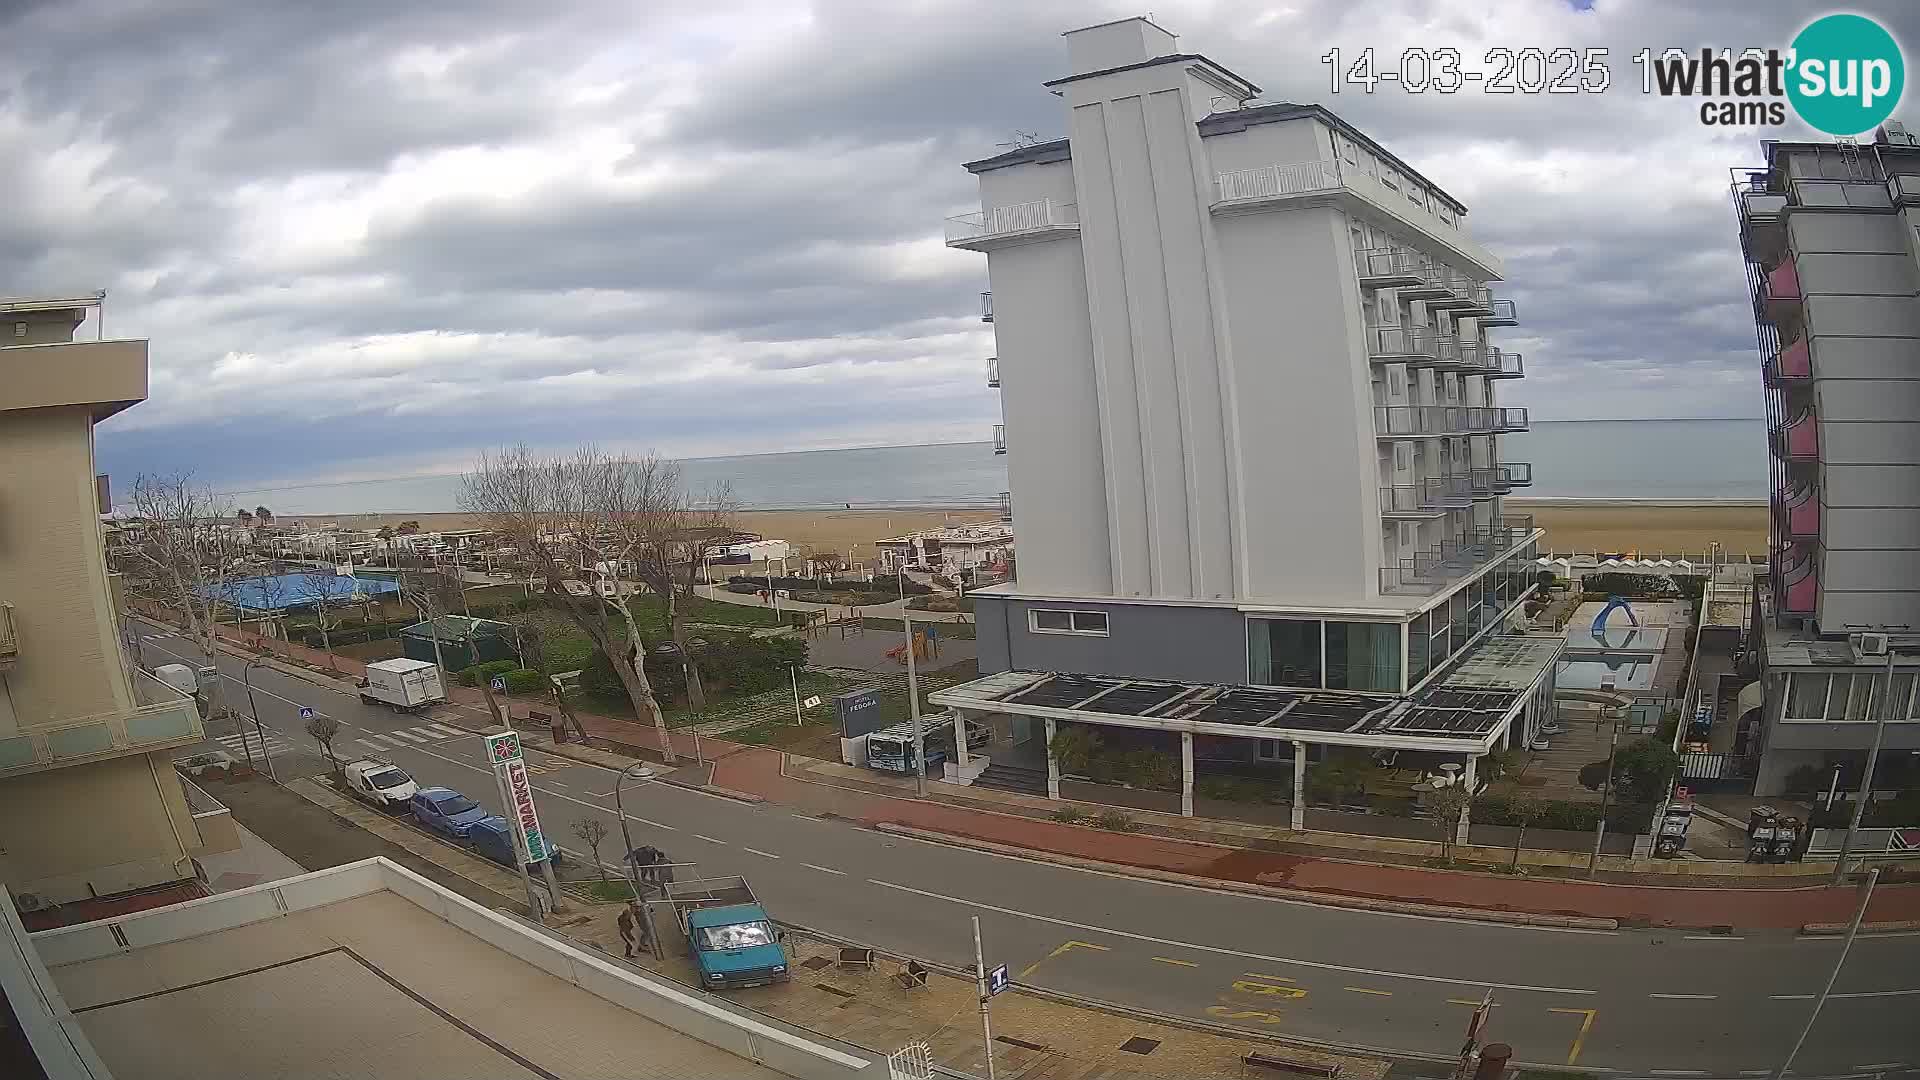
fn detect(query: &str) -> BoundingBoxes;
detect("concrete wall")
[979,596,1247,684]
[0,752,198,905]
[1785,204,1920,630]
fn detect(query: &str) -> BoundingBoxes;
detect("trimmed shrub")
[460,659,519,687]
[1051,806,1086,825]
[1095,808,1136,832]
[502,668,547,694]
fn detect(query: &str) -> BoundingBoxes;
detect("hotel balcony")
[1498,462,1533,488]
[1356,247,1427,288]
[1733,177,1789,266]
[1759,256,1802,324]
[1467,466,1517,497]
[1764,337,1810,388]
[998,491,1012,523]
[1379,515,1538,596]
[1379,484,1448,519]
[1483,348,1524,379]
[980,291,993,323]
[1768,409,1818,462]
[1423,475,1474,509]
[986,356,1000,388]
[946,198,1079,251]
[1488,406,1529,432]
[1774,485,1819,541]
[992,424,1006,455]
[1481,298,1519,326]
[1890,173,1920,206]
[1427,272,1494,316]
[1779,549,1817,615]
[1367,325,1441,364]
[0,669,205,780]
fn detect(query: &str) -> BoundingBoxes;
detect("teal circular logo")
[1787,14,1905,137]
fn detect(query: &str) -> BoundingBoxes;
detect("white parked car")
[342,759,419,810]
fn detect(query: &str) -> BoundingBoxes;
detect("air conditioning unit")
[1854,632,1890,657]
[14,892,44,913]
[1879,120,1917,146]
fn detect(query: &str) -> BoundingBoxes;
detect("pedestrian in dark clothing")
[617,904,641,958]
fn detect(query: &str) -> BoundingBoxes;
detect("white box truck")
[357,658,446,713]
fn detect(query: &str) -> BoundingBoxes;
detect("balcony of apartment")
[1497,462,1532,488]
[945,198,1080,252]
[980,291,994,323]
[1379,484,1448,519]
[1778,547,1817,615]
[992,424,1007,455]
[1482,347,1524,379]
[1374,405,1518,438]
[1774,484,1820,541]
[0,669,205,780]
[1379,515,1538,596]
[1367,325,1441,365]
[1426,272,1494,317]
[0,338,148,419]
[1356,247,1427,288]
[1212,158,1501,276]
[1758,256,1802,324]
[1481,298,1519,327]
[986,356,1000,388]
[1467,466,1519,498]
[1889,172,1920,206]
[1423,475,1474,509]
[997,491,1012,523]
[1768,409,1818,462]
[0,602,14,671]
[1732,175,1789,265]
[1764,336,1810,389]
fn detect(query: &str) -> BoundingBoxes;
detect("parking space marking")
[1017,940,1109,980]
[803,864,846,876]
[1151,957,1198,968]
[865,879,1596,995]
[692,834,726,845]
[1648,993,1717,1000]
[1344,987,1393,997]
[1548,1007,1598,1066]
[742,847,781,859]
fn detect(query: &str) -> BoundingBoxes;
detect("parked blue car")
[466,816,566,872]
[410,787,489,839]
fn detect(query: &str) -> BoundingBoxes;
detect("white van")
[357,658,446,712]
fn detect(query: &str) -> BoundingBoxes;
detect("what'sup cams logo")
[1641,12,1905,135]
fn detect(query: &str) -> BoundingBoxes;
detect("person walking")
[617,902,643,959]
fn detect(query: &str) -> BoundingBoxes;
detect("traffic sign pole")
[972,915,998,1080]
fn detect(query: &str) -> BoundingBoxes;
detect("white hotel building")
[929,19,1561,818]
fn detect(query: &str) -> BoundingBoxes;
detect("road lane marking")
[1152,957,1198,968]
[741,847,781,859]
[425,724,470,738]
[1647,1071,1708,1076]
[790,814,824,822]
[864,878,1597,995]
[1683,935,1744,941]
[1854,1065,1908,1072]
[1831,988,1920,999]
[1548,1007,1597,1067]
[547,782,569,790]
[1017,940,1108,979]
[1232,979,1306,999]
[1448,998,1502,1007]
[1344,987,1393,997]
[369,734,405,748]
[1648,993,1718,1000]
[692,834,726,845]
[1205,1005,1288,1025]
[1770,994,1815,1000]
[389,730,429,743]
[803,864,846,876]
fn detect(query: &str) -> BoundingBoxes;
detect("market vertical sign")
[485,731,549,863]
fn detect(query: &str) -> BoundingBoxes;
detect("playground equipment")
[1591,595,1638,639]
[885,628,935,665]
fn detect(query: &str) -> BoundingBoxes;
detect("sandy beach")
[287,502,1767,563]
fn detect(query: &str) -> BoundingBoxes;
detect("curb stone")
[873,823,1621,931]
[1800,918,1920,935]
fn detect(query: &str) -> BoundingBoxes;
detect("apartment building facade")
[952,18,1542,701]
[1731,129,1920,796]
[0,295,207,912]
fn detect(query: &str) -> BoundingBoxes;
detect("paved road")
[133,619,1920,1077]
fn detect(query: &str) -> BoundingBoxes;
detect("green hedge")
[1475,793,1656,833]
[459,659,519,687]
[503,668,547,694]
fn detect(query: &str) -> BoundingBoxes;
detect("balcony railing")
[1375,405,1508,437]
[1216,159,1343,203]
[980,291,993,323]
[1760,257,1802,323]
[1490,407,1529,432]
[1775,486,1819,540]
[992,424,1007,455]
[1467,468,1511,497]
[1779,549,1817,615]
[0,668,204,779]
[1765,337,1810,387]
[1424,475,1473,508]
[1482,298,1518,326]
[1484,348,1524,379]
[1890,174,1920,205]
[1378,516,1539,595]
[986,356,1000,388]
[1367,325,1440,361]
[0,602,13,670]
[1380,485,1446,517]
[1356,247,1426,288]
[1499,462,1533,487]
[1769,410,1818,462]
[998,491,1012,523]
[946,198,1079,248]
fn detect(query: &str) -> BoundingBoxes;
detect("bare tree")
[1427,784,1475,863]
[396,565,461,677]
[124,474,233,704]
[296,565,346,671]
[631,476,739,712]
[571,818,610,886]
[305,712,341,774]
[1505,790,1544,871]
[460,445,677,760]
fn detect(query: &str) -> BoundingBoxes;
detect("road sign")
[298,706,314,720]
[802,695,823,709]
[986,963,1009,997]
[491,676,508,692]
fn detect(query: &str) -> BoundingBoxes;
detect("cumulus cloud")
[4,0,1914,495]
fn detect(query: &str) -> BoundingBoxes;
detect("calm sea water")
[233,419,1767,515]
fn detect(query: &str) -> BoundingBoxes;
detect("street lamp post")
[238,659,278,782]
[789,664,803,726]
[1587,707,1622,877]
[1832,646,1897,884]
[906,610,925,797]
[1774,866,1879,1079]
[613,762,657,875]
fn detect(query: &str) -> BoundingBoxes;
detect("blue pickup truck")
[664,876,789,990]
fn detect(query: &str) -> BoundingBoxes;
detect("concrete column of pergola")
[1455,753,1480,846]
[1290,741,1307,832]
[951,710,969,767]
[1180,733,1194,817]
[1043,716,1060,800]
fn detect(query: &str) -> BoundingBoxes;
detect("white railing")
[992,424,1007,454]
[945,198,1078,244]
[1215,159,1343,203]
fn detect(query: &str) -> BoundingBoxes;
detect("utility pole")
[906,610,925,796]
[1587,709,1622,877]
[1775,867,1879,1079]
[1832,646,1896,884]
[790,664,803,725]
[972,915,998,1080]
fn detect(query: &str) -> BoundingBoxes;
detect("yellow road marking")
[1017,940,1109,979]
[1241,972,1296,982]
[1233,979,1307,999]
[1344,987,1393,997]
[1206,1005,1290,1025]
[1152,956,1199,967]
[1548,1008,1597,1066]
[1447,997,1503,1007]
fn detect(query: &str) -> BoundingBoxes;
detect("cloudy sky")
[5,0,1914,500]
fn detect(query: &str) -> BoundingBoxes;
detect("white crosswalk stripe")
[388,729,429,743]
[212,731,295,756]
[355,739,389,754]
[401,726,451,741]
[367,734,406,748]
[424,723,470,739]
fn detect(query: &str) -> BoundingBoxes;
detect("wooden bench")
[1242,1053,1341,1079]
[891,960,930,990]
[835,947,876,972]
